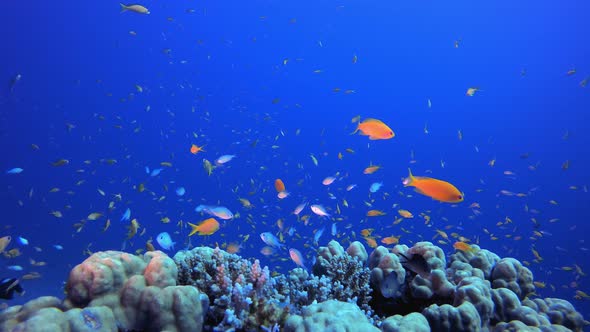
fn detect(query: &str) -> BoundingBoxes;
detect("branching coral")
[0,241,586,332]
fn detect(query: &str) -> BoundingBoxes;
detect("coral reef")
[309,240,372,311]
[381,312,430,332]
[0,296,116,332]
[422,301,481,332]
[0,241,587,332]
[490,257,535,300]
[173,246,288,331]
[1,250,208,332]
[284,300,379,332]
[368,246,406,300]
[448,245,500,282]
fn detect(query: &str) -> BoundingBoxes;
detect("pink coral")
[216,264,231,292]
[250,259,270,290]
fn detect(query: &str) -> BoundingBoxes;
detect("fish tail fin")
[403,168,415,187]
[119,3,128,12]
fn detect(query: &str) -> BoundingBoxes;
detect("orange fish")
[398,209,413,218]
[274,179,286,192]
[361,228,374,237]
[403,169,463,203]
[381,236,400,245]
[366,210,386,217]
[453,241,477,253]
[351,118,394,140]
[188,218,219,236]
[190,144,205,154]
[226,243,241,254]
[363,165,381,174]
[364,236,378,248]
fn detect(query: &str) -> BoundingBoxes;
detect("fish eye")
[457,195,463,200]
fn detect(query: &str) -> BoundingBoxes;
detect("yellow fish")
[466,87,480,96]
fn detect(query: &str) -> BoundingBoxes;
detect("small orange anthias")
[352,118,395,140]
[190,144,205,154]
[403,169,463,203]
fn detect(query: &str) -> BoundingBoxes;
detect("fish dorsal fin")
[403,168,416,186]
[363,118,383,124]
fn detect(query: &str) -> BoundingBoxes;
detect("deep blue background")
[1,0,589,321]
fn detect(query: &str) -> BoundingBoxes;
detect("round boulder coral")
[284,300,379,332]
[422,301,482,332]
[491,258,535,300]
[368,246,405,299]
[381,312,430,332]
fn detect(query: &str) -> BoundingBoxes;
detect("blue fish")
[156,232,175,251]
[260,232,285,249]
[150,168,163,177]
[369,182,383,193]
[145,166,150,174]
[6,168,23,174]
[175,187,186,196]
[195,205,233,220]
[314,227,325,244]
[53,245,63,250]
[17,237,28,246]
[7,266,23,271]
[121,208,131,222]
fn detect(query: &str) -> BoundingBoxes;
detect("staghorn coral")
[175,243,372,329]
[173,246,287,331]
[310,241,372,311]
[287,268,332,307]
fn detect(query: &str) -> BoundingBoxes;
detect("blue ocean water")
[1,0,589,323]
